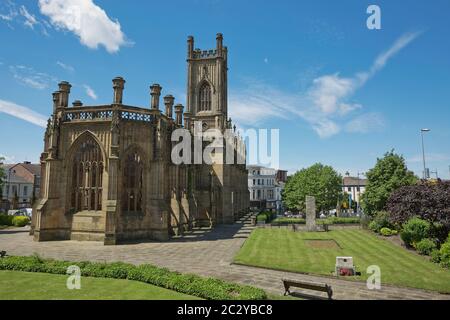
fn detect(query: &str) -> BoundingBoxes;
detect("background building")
[248,165,286,213]
[0,162,41,211]
[342,176,367,209]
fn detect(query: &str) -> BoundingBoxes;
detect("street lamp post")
[421,129,431,179]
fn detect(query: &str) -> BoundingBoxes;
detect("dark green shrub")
[431,249,441,263]
[380,227,397,237]
[400,217,431,247]
[430,223,449,246]
[0,214,13,226]
[369,221,379,232]
[257,212,276,223]
[440,236,450,269]
[0,256,267,300]
[256,214,267,223]
[12,216,29,227]
[415,238,437,255]
[369,211,393,233]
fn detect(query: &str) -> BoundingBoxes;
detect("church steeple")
[185,33,228,131]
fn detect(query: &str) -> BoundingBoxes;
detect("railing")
[63,105,157,124]
[64,109,113,122]
[120,110,155,122]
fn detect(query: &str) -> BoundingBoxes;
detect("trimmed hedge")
[271,217,360,225]
[0,255,266,300]
[0,215,29,227]
[257,211,277,223]
[272,217,306,225]
[0,214,13,226]
[326,217,361,225]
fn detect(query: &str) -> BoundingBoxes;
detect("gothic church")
[31,34,250,244]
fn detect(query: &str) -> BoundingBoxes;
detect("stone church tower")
[184,34,248,227]
[184,33,228,131]
[30,34,249,245]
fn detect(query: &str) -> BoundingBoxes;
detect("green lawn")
[234,228,450,293]
[0,271,200,300]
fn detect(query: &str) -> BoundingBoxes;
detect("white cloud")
[230,32,420,138]
[345,113,385,133]
[9,65,57,90]
[84,84,98,100]
[0,154,16,164]
[369,32,422,78]
[308,73,358,115]
[229,84,290,126]
[312,119,341,138]
[0,12,15,21]
[19,5,37,29]
[0,0,18,28]
[307,32,421,120]
[0,99,47,128]
[38,0,130,53]
[1,2,49,35]
[56,61,75,73]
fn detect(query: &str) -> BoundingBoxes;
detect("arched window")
[70,137,103,212]
[199,82,212,111]
[122,152,143,212]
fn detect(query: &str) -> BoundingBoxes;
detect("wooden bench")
[0,251,6,258]
[282,279,333,300]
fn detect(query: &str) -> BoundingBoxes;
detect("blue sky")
[1,0,450,178]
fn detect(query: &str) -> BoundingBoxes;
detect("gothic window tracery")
[70,137,103,212]
[122,151,143,212]
[199,82,212,111]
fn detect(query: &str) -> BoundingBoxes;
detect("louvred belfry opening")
[199,82,212,111]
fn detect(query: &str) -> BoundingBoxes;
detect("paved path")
[0,216,448,300]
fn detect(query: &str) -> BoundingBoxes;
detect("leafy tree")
[283,163,342,213]
[361,150,417,216]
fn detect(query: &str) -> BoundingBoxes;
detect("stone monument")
[306,196,317,232]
